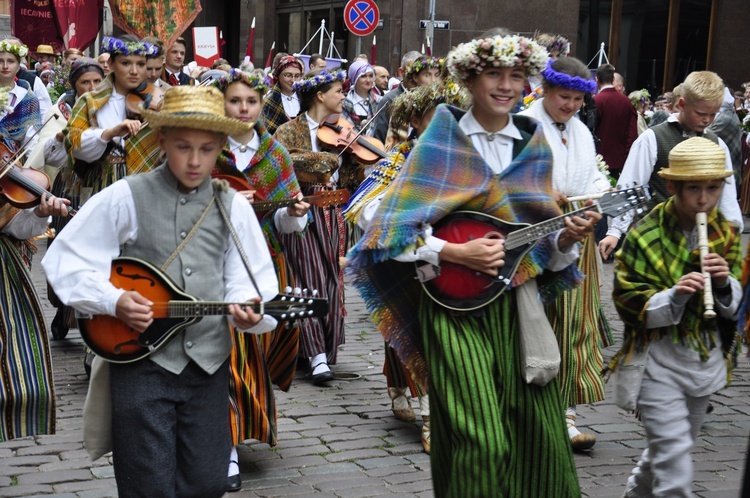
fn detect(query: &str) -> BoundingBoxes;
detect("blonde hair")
[681,71,724,107]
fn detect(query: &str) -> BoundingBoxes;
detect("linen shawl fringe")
[347,105,583,388]
[610,199,741,380]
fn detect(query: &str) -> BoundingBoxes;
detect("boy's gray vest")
[649,120,720,205]
[123,165,234,375]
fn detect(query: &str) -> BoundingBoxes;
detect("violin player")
[0,38,70,444]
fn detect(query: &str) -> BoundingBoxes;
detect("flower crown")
[630,88,651,108]
[541,61,597,93]
[101,36,158,57]
[405,56,444,77]
[390,80,470,130]
[0,41,29,60]
[537,34,570,56]
[446,35,549,82]
[293,69,346,93]
[213,68,268,95]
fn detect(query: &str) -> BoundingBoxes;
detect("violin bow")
[0,114,61,178]
[334,104,388,160]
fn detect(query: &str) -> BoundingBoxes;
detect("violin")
[0,143,75,214]
[125,81,165,119]
[317,114,387,165]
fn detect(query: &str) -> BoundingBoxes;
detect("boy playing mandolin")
[347,28,598,497]
[43,85,280,497]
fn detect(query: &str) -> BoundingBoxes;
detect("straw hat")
[141,86,252,136]
[658,137,732,181]
[35,44,55,55]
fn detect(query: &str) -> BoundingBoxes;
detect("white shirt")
[74,90,127,163]
[459,109,522,174]
[607,114,743,238]
[304,112,340,184]
[2,207,49,239]
[281,92,300,119]
[32,76,52,118]
[227,135,307,235]
[42,179,279,334]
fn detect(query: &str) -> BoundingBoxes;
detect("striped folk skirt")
[228,248,300,446]
[0,236,56,441]
[421,291,580,497]
[279,183,346,364]
[546,232,611,406]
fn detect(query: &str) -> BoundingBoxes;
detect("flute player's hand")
[674,272,706,295]
[702,253,729,288]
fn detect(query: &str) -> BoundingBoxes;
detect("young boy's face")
[465,65,525,129]
[677,98,720,134]
[159,128,226,192]
[668,179,724,223]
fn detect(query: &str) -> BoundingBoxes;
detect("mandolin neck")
[504,204,601,250]
[166,301,263,317]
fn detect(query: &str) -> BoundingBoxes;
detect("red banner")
[10,0,64,53]
[51,0,103,51]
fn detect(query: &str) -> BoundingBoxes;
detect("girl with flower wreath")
[261,55,304,135]
[0,39,70,442]
[344,81,470,454]
[520,56,613,451]
[347,28,595,496]
[273,68,354,385]
[383,55,442,150]
[63,35,161,201]
[212,68,310,492]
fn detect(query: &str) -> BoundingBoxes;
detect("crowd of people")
[0,25,749,498]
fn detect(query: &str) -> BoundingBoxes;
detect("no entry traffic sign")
[344,0,380,37]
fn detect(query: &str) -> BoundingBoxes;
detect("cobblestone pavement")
[1,242,748,497]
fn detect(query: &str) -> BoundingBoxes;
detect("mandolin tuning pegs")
[302,288,309,296]
[284,286,292,294]
[280,313,287,319]
[294,287,302,296]
[312,289,319,297]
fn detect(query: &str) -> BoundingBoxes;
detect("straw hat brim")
[657,169,733,181]
[141,109,253,136]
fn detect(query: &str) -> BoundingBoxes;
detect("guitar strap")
[160,197,216,271]
[212,188,265,300]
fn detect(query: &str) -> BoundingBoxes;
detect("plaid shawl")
[64,75,160,185]
[612,198,741,372]
[0,80,41,146]
[261,86,291,136]
[346,105,583,389]
[214,121,301,256]
[343,139,414,224]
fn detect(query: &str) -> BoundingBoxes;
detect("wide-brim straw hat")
[658,136,732,181]
[141,86,252,136]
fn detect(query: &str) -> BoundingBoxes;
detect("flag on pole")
[245,17,256,62]
[219,30,227,58]
[426,37,432,57]
[370,35,376,65]
[264,42,276,74]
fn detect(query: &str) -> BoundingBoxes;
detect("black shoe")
[312,370,334,386]
[50,309,69,340]
[227,474,242,492]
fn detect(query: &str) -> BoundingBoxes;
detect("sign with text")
[192,26,220,67]
[419,20,450,30]
[10,0,64,53]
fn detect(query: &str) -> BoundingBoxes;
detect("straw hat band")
[141,85,252,136]
[657,136,732,181]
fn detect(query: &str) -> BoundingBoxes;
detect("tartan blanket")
[346,104,583,389]
[214,121,301,256]
[261,86,291,136]
[64,75,160,185]
[0,80,41,146]
[613,198,741,369]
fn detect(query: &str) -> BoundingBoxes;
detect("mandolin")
[418,186,651,311]
[251,189,351,212]
[78,257,329,363]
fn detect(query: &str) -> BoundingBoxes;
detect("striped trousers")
[421,292,580,497]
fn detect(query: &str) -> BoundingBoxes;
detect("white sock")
[418,395,430,418]
[228,446,239,477]
[311,353,330,375]
[566,405,582,439]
